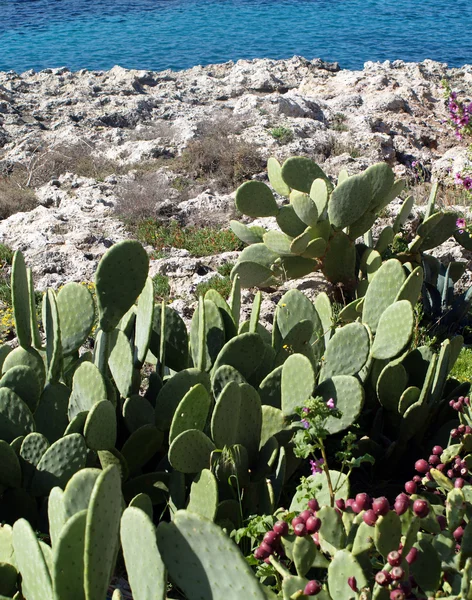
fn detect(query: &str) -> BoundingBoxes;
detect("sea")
[0,0,471,74]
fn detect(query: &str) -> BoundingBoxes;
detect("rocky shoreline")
[0,56,471,321]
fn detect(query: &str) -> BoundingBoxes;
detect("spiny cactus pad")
[235,180,279,218]
[121,507,166,600]
[168,429,216,473]
[328,172,371,228]
[281,354,315,416]
[362,259,406,333]
[95,240,149,333]
[56,282,95,356]
[52,509,87,600]
[321,322,370,379]
[11,251,32,349]
[371,300,414,360]
[0,387,35,443]
[157,510,266,600]
[0,365,41,413]
[84,400,117,451]
[169,384,211,443]
[186,469,219,521]
[316,375,364,434]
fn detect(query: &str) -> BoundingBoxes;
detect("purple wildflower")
[455,172,464,184]
[301,419,310,429]
[302,407,309,414]
[310,458,324,475]
[456,218,466,233]
[464,177,472,191]
[327,398,335,409]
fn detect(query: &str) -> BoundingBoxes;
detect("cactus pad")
[371,300,414,359]
[95,240,149,333]
[0,388,35,443]
[321,322,370,379]
[187,469,219,521]
[315,375,364,434]
[84,400,117,451]
[157,510,266,600]
[235,180,279,218]
[281,157,329,194]
[0,440,21,489]
[281,354,315,416]
[56,282,95,356]
[328,172,371,228]
[11,251,32,349]
[169,384,211,443]
[267,156,290,196]
[0,365,41,413]
[168,429,215,473]
[362,259,406,333]
[52,509,87,600]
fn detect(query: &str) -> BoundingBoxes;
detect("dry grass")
[179,115,264,191]
[0,172,37,219]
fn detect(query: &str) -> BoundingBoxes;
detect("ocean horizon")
[0,0,471,73]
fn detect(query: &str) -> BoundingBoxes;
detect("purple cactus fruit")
[375,571,392,586]
[436,463,446,472]
[391,566,404,581]
[273,520,289,537]
[306,516,321,534]
[303,580,322,596]
[404,480,417,494]
[414,459,429,474]
[336,498,345,511]
[413,499,429,518]
[437,515,447,530]
[362,509,377,526]
[292,516,304,529]
[345,498,355,510]
[432,445,443,455]
[455,477,466,488]
[299,509,312,523]
[355,493,371,511]
[458,424,466,434]
[394,493,410,516]
[429,454,440,466]
[312,532,320,547]
[347,577,357,592]
[405,547,418,564]
[351,502,361,514]
[254,543,272,560]
[294,522,307,537]
[454,526,464,541]
[263,531,279,546]
[466,425,472,434]
[448,469,455,478]
[308,498,319,512]
[412,474,422,483]
[451,428,460,439]
[389,589,405,600]
[387,550,402,566]
[372,496,389,516]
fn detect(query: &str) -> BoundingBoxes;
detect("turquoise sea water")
[0,0,471,73]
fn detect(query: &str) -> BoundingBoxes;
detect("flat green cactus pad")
[328,549,368,600]
[52,509,87,600]
[120,424,163,476]
[57,282,95,356]
[62,468,102,522]
[168,429,215,473]
[95,240,149,333]
[187,469,219,522]
[11,251,32,349]
[108,329,134,398]
[68,361,107,420]
[235,180,279,218]
[123,395,155,433]
[2,346,46,390]
[281,354,315,416]
[169,384,211,443]
[0,365,41,413]
[315,375,364,434]
[321,322,370,379]
[157,510,266,600]
[121,507,166,600]
[230,220,265,245]
[281,157,330,194]
[84,400,117,451]
[267,156,290,196]
[371,300,414,360]
[328,172,371,228]
[0,387,35,443]
[362,259,406,333]
[0,440,21,489]
[276,204,306,238]
[150,305,189,373]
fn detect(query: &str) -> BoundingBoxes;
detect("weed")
[328,137,362,159]
[450,347,472,382]
[135,219,243,257]
[269,126,294,145]
[115,171,174,226]
[0,175,37,219]
[179,116,263,191]
[0,244,14,265]
[217,262,235,277]
[153,274,171,301]
[330,113,349,132]
[195,275,232,299]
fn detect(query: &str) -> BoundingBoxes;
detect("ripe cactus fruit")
[412,499,429,518]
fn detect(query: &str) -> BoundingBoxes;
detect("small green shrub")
[330,112,349,132]
[152,273,171,300]
[269,126,294,145]
[217,262,235,277]
[0,175,37,220]
[450,346,472,382]
[195,275,232,299]
[135,219,243,257]
[0,244,14,265]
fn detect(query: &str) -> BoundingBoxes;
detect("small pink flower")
[310,458,324,475]
[302,407,309,414]
[455,172,464,184]
[327,398,335,409]
[464,177,472,191]
[301,419,310,429]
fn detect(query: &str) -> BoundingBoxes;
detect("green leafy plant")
[269,126,294,145]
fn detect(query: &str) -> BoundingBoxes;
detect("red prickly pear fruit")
[355,493,371,511]
[437,515,447,530]
[362,509,377,526]
[432,445,443,455]
[351,502,361,514]
[387,550,402,566]
[336,498,345,511]
[404,481,417,494]
[347,577,357,592]
[307,498,319,511]
[273,521,289,536]
[306,516,321,534]
[428,454,440,466]
[454,526,464,541]
[405,547,418,564]
[391,566,404,581]
[294,522,307,537]
[312,532,320,547]
[415,459,429,474]
[389,590,405,600]
[254,543,272,560]
[394,494,409,515]
[375,571,391,586]
[455,478,466,488]
[413,499,429,518]
[299,509,312,522]
[292,516,304,528]
[412,474,422,483]
[303,580,322,596]
[372,496,389,516]
[263,531,279,546]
